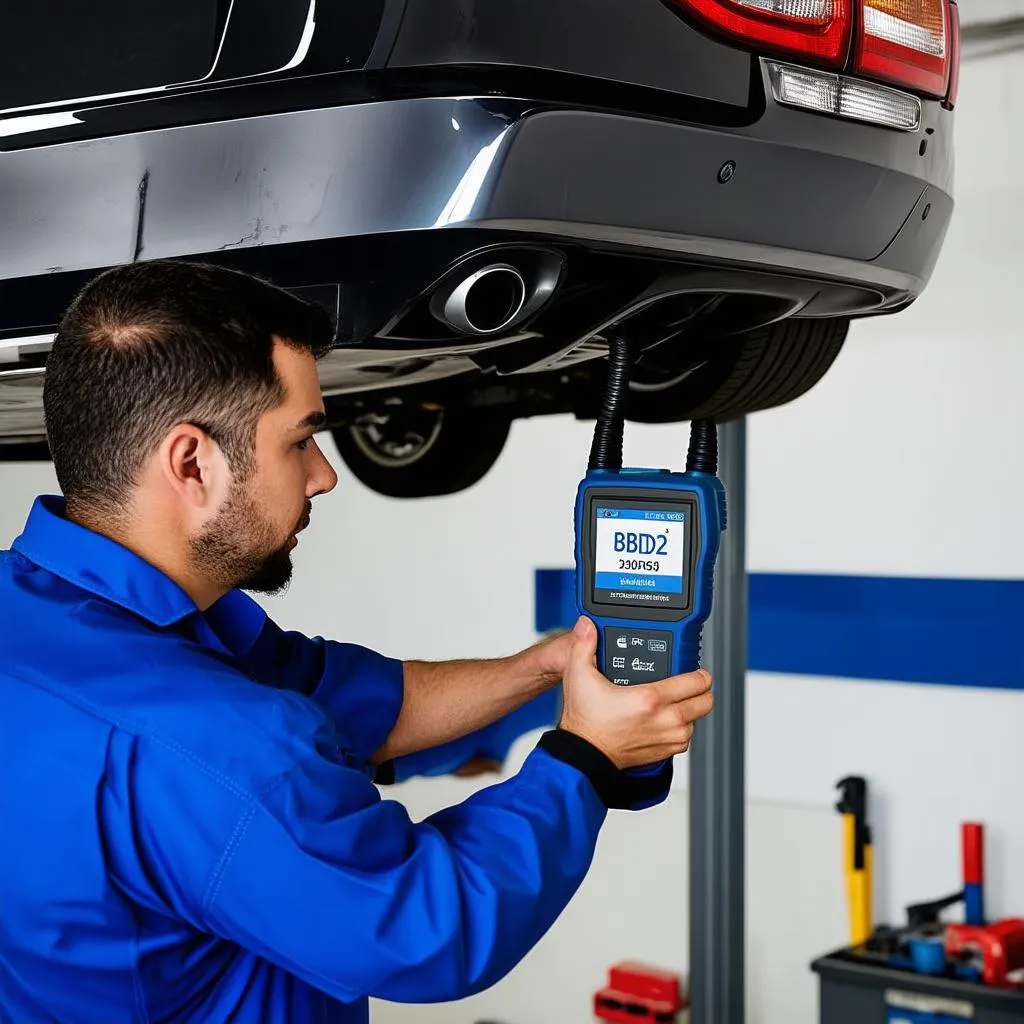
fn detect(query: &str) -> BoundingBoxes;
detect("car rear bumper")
[475,63,953,314]
[0,59,953,333]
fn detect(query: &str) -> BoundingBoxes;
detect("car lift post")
[689,416,747,1024]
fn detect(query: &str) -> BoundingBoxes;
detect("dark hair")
[43,260,334,518]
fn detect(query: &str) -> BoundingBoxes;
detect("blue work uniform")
[0,496,671,1024]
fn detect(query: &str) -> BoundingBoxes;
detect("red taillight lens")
[855,0,951,97]
[673,0,854,67]
[943,1,960,109]
[673,0,960,107]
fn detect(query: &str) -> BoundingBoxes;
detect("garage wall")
[961,0,1024,26]
[1,41,1021,1024]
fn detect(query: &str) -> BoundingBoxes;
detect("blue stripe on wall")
[535,569,1024,691]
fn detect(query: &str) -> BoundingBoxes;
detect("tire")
[0,441,51,461]
[625,318,848,424]
[331,402,512,499]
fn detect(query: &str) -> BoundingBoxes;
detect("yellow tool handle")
[837,779,872,948]
[842,814,873,946]
[849,870,870,946]
[842,814,857,944]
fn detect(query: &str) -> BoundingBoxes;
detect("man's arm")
[119,621,702,1007]
[386,690,561,782]
[203,589,570,773]
[373,631,570,764]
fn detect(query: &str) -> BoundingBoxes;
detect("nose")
[307,437,339,497]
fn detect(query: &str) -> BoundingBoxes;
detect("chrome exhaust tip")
[438,264,528,336]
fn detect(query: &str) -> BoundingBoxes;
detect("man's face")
[191,341,338,595]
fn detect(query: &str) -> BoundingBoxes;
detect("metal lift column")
[688,416,747,1024]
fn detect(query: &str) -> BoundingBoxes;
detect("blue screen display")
[593,507,686,603]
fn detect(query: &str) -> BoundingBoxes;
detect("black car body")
[0,0,960,495]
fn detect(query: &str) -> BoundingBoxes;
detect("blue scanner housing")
[574,466,727,682]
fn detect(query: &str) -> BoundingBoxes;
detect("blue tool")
[574,336,727,684]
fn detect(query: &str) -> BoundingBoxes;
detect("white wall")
[961,0,1024,25]
[2,43,1021,1024]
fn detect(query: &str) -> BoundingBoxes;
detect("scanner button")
[603,628,673,684]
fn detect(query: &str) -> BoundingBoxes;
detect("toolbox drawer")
[813,950,1024,1024]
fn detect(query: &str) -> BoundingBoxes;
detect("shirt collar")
[13,495,198,627]
[203,588,269,658]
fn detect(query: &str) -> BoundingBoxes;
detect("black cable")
[685,417,718,474]
[588,334,631,471]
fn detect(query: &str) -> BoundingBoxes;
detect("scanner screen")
[593,506,687,609]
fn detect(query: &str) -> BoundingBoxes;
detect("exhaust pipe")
[436,264,528,336]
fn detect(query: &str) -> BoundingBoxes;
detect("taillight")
[943,1,960,109]
[672,0,854,67]
[854,0,951,97]
[673,0,962,109]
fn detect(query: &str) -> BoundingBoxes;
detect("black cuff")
[537,730,673,810]
[373,760,396,786]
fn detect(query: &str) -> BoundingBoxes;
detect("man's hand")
[558,616,713,770]
[451,756,505,778]
[521,628,574,685]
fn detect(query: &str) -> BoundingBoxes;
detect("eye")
[295,437,312,451]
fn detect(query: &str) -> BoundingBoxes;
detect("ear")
[159,424,228,509]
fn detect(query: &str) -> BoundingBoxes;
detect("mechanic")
[0,260,714,1024]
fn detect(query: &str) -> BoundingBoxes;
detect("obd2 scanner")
[574,336,727,684]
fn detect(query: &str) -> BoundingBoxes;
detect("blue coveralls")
[0,496,667,1023]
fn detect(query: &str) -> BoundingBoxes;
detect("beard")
[191,482,311,597]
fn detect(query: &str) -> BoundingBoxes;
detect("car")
[0,0,960,497]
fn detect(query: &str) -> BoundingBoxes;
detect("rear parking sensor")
[765,60,922,133]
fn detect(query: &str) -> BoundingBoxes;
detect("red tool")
[593,962,686,1023]
[961,821,985,926]
[944,918,1024,988]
